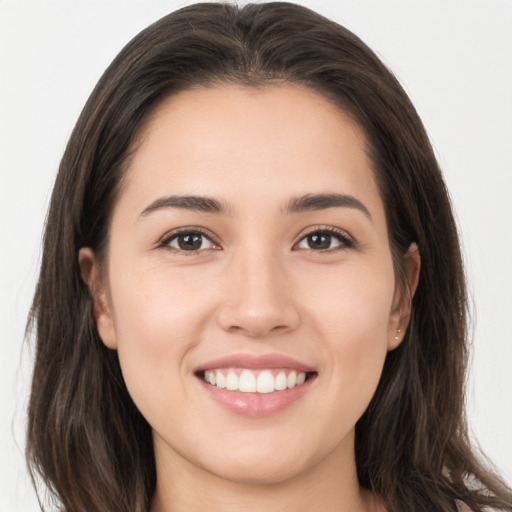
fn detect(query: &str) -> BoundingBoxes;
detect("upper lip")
[196,353,316,373]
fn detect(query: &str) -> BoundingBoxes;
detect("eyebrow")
[140,195,230,217]
[139,192,371,220]
[284,193,372,220]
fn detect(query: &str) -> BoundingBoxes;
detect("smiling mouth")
[198,368,317,394]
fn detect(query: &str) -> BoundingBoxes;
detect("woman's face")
[82,84,417,485]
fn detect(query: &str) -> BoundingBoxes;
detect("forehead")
[117,84,384,221]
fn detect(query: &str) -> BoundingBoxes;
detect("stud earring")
[394,329,402,341]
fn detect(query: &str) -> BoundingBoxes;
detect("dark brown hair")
[26,3,512,511]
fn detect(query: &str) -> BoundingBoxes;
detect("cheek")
[107,263,214,407]
[109,257,215,341]
[306,260,395,342]
[304,263,394,405]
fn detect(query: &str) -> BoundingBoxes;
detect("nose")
[216,248,300,339]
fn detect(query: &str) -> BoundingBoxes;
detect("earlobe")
[387,242,421,351]
[78,248,118,349]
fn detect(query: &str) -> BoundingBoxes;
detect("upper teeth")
[204,369,306,393]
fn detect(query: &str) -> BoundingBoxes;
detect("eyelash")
[294,225,354,252]
[158,227,221,255]
[157,225,354,254]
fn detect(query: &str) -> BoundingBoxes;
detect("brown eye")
[296,229,353,251]
[166,232,216,251]
[306,233,332,250]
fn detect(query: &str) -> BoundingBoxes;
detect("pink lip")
[198,376,316,417]
[196,353,316,372]
[195,353,317,417]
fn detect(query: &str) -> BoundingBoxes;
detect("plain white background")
[1,0,511,510]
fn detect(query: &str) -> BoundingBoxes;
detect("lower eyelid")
[295,228,354,249]
[158,229,220,251]
[297,237,349,251]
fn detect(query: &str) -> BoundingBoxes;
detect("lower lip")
[198,375,316,417]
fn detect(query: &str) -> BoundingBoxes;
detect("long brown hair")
[26,3,512,511]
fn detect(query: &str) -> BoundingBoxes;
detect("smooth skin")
[80,84,420,512]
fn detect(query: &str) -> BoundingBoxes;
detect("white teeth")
[256,371,275,394]
[275,371,288,391]
[287,371,297,389]
[215,371,226,389]
[203,369,308,393]
[225,372,239,391]
[239,370,257,392]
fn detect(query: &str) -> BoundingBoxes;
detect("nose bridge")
[217,240,299,337]
[239,244,281,303]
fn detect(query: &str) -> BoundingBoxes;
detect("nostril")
[270,324,290,333]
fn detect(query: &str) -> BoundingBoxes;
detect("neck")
[151,430,384,512]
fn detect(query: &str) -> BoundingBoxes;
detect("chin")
[194,440,326,486]
[204,459,309,486]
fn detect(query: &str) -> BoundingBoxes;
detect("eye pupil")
[178,233,203,250]
[308,233,331,249]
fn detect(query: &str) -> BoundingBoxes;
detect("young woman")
[26,3,512,511]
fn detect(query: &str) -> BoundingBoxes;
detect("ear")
[387,242,421,351]
[78,248,118,349]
